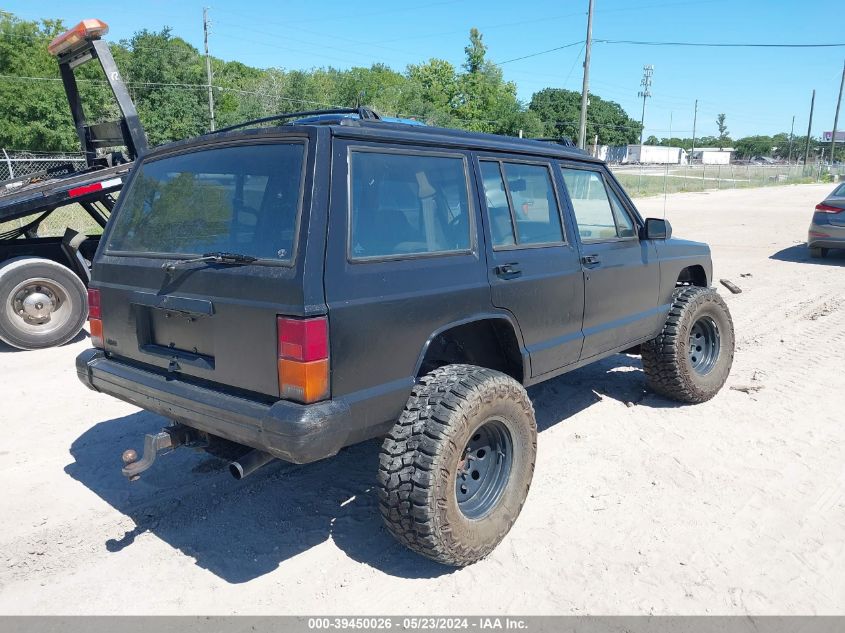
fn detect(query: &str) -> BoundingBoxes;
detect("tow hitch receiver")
[121,425,200,481]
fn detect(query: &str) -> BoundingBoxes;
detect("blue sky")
[7,0,845,140]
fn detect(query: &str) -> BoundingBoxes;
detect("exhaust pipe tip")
[228,449,275,480]
[229,461,246,480]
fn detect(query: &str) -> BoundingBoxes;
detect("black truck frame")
[0,19,146,350]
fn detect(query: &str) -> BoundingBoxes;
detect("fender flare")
[412,311,530,383]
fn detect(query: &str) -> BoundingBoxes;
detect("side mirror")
[640,217,672,240]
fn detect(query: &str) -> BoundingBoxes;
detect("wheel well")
[676,265,707,287]
[417,319,524,383]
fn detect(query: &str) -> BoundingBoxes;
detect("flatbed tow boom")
[0,19,146,350]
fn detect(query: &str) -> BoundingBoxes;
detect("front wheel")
[641,286,735,403]
[377,364,537,566]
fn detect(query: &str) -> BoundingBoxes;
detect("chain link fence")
[1,150,100,237]
[1,150,87,182]
[609,162,845,198]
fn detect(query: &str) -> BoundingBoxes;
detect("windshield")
[106,142,305,262]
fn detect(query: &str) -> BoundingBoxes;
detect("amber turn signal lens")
[278,358,329,404]
[89,319,104,348]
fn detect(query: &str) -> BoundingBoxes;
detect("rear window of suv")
[106,142,305,262]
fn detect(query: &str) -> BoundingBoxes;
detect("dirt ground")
[1,183,843,615]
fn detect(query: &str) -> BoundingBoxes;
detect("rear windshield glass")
[106,143,305,261]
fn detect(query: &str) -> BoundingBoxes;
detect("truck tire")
[641,286,734,403]
[377,364,537,566]
[0,257,88,350]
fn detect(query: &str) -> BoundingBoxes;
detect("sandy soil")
[0,183,843,615]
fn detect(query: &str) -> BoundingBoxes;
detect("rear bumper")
[76,348,352,464]
[809,219,845,250]
[808,239,845,250]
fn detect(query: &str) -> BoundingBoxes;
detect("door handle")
[495,263,522,279]
[581,254,601,266]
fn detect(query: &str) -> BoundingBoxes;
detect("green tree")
[716,113,730,149]
[0,11,646,154]
[528,88,641,145]
[463,28,486,74]
[451,28,530,136]
[734,135,773,158]
[118,28,208,144]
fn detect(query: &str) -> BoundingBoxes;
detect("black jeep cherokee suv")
[76,108,734,566]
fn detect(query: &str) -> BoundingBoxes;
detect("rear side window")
[560,167,636,241]
[480,160,564,248]
[107,143,305,261]
[349,150,472,259]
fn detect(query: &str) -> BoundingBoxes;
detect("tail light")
[277,316,329,403]
[87,288,104,348]
[815,203,843,214]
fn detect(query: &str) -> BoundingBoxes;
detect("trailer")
[0,19,146,350]
[626,144,687,165]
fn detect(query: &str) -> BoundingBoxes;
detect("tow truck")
[0,19,146,349]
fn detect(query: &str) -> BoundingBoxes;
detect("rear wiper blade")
[162,251,257,272]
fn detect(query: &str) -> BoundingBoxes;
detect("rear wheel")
[377,364,537,566]
[0,257,88,350]
[809,246,828,259]
[641,286,735,403]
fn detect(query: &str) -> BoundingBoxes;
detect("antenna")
[663,111,672,219]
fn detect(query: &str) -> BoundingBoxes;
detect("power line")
[595,39,845,48]
[495,41,584,66]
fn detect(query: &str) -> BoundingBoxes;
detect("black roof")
[145,109,599,164]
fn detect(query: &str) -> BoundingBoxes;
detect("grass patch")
[0,203,104,238]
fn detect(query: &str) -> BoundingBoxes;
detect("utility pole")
[690,99,698,163]
[829,59,845,166]
[203,7,216,132]
[638,64,654,146]
[787,115,795,164]
[577,0,594,150]
[804,89,815,168]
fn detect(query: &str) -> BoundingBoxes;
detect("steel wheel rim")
[688,315,720,375]
[455,419,513,520]
[6,277,73,336]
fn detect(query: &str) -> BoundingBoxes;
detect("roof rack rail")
[533,137,578,148]
[212,107,382,135]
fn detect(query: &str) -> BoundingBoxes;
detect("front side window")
[560,167,636,242]
[107,143,305,261]
[480,160,564,248]
[349,150,472,259]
